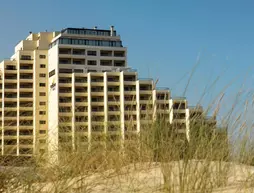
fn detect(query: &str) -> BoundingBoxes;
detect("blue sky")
[1,0,254,120]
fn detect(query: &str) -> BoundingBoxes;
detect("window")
[87,60,97,66]
[58,38,123,47]
[39,130,46,134]
[74,69,83,73]
[39,55,46,59]
[59,69,72,73]
[39,92,46,96]
[40,64,46,68]
[49,69,55,77]
[39,111,46,115]
[87,51,97,56]
[21,55,31,60]
[87,69,97,72]
[39,73,46,77]
[39,83,46,87]
[39,139,46,144]
[40,120,46,124]
[40,102,46,106]
[6,65,16,70]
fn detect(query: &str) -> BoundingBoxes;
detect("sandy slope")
[13,161,254,192]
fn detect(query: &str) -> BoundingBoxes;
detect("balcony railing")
[172,96,186,100]
[156,87,170,91]
[20,56,32,60]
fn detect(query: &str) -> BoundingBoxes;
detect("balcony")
[91,101,104,106]
[59,97,72,106]
[140,94,152,100]
[107,81,120,86]
[4,117,17,121]
[75,77,87,86]
[156,100,170,105]
[75,82,88,87]
[59,112,72,116]
[75,111,88,116]
[4,86,17,92]
[157,92,170,100]
[4,107,17,111]
[20,74,33,83]
[114,60,125,67]
[20,55,32,61]
[5,98,17,102]
[59,106,71,112]
[75,92,88,97]
[59,88,72,97]
[75,101,88,106]
[76,87,87,92]
[75,77,87,82]
[100,60,113,67]
[156,87,170,91]
[19,116,33,121]
[59,58,71,65]
[124,74,136,82]
[140,90,152,95]
[91,121,104,126]
[19,97,33,102]
[139,100,153,105]
[157,109,170,114]
[92,111,104,116]
[59,73,72,78]
[19,126,33,130]
[59,121,72,127]
[20,92,33,98]
[124,87,136,95]
[73,59,85,65]
[5,75,17,83]
[90,76,104,85]
[5,67,17,74]
[140,120,153,125]
[59,82,72,88]
[73,49,85,56]
[4,130,17,136]
[114,51,125,58]
[108,111,121,115]
[108,101,120,105]
[108,96,120,102]
[20,65,33,73]
[75,122,88,127]
[59,48,72,57]
[100,50,112,57]
[91,87,104,93]
[20,87,33,92]
[5,93,17,99]
[19,101,33,107]
[140,109,154,115]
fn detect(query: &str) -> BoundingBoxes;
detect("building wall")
[48,45,59,163]
[0,28,216,164]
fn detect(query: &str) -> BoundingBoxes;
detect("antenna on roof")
[94,26,97,30]
[110,26,114,36]
[29,31,32,34]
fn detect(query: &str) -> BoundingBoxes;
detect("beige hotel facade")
[0,26,216,163]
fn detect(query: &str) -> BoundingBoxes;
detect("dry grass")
[0,117,250,193]
[1,70,254,193]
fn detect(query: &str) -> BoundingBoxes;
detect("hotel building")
[0,26,216,162]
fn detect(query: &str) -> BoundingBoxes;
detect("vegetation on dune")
[1,70,254,193]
